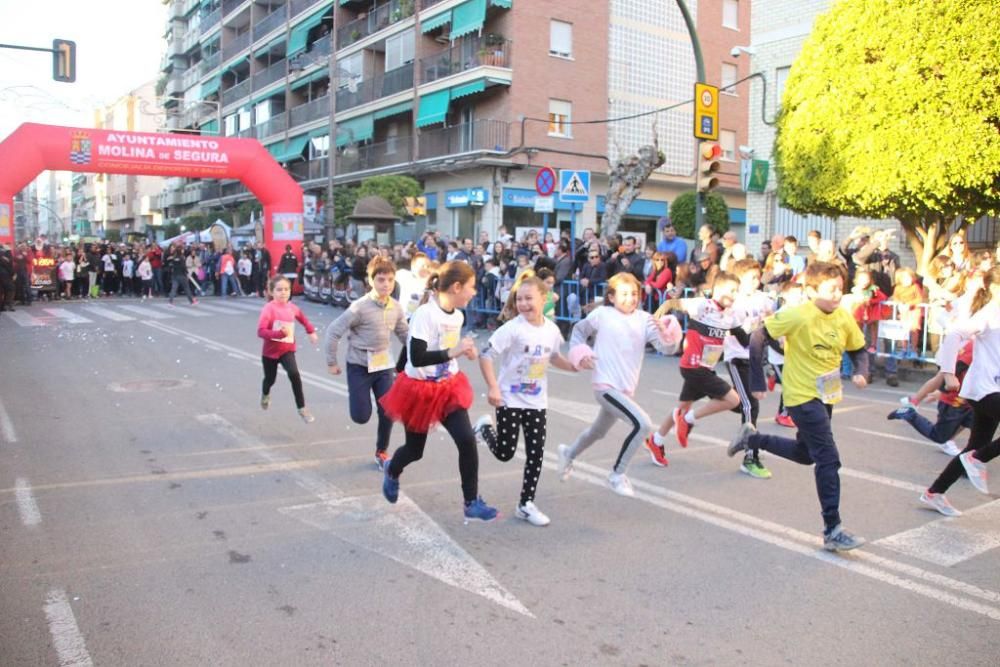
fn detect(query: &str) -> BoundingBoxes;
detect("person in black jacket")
[166,244,196,306]
[0,247,16,312]
[254,242,272,297]
[277,244,299,298]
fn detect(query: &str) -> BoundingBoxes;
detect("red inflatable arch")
[0,122,303,272]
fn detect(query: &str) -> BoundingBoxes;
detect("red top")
[644,266,673,291]
[148,245,162,269]
[257,300,316,359]
[940,341,974,408]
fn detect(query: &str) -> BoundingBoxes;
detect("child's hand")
[308,332,319,345]
[458,337,477,360]
[327,364,341,375]
[942,373,960,392]
[282,324,295,338]
[487,386,504,407]
[851,374,868,389]
[579,355,597,370]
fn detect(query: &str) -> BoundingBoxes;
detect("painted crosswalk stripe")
[80,305,135,322]
[151,303,211,317]
[3,311,46,327]
[42,308,93,324]
[850,427,941,449]
[0,397,16,443]
[44,589,93,667]
[876,500,1000,567]
[118,304,175,320]
[193,302,245,315]
[211,299,263,312]
[15,478,41,526]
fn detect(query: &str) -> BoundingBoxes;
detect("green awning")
[420,10,451,33]
[451,0,486,40]
[290,68,329,90]
[200,76,221,97]
[264,139,284,159]
[200,119,219,134]
[451,79,485,100]
[416,89,450,127]
[489,0,512,8]
[288,4,330,57]
[222,56,247,74]
[373,100,413,120]
[273,133,311,162]
[335,114,373,147]
[310,126,330,140]
[251,90,283,105]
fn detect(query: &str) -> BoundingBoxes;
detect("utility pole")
[0,39,76,82]
[672,1,707,234]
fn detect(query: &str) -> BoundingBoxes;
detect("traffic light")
[52,39,76,83]
[697,141,722,193]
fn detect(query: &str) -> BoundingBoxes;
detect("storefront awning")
[288,5,330,57]
[420,10,452,33]
[489,0,512,8]
[373,100,413,120]
[273,133,311,162]
[200,119,219,134]
[451,79,485,100]
[335,114,373,147]
[415,89,450,128]
[200,76,221,97]
[451,0,486,40]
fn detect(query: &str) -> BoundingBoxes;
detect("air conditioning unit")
[435,31,450,44]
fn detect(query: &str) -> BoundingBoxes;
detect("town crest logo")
[70,131,91,165]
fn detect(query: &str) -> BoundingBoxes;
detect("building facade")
[159,0,752,247]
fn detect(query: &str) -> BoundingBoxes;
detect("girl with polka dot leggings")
[474,277,577,526]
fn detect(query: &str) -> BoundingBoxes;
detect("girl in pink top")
[257,275,319,422]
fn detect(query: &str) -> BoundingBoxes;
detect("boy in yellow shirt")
[728,262,870,551]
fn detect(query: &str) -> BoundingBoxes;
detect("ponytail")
[971,266,1000,314]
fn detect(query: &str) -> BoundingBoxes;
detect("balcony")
[181,29,201,53]
[222,31,251,60]
[336,62,413,112]
[421,37,512,84]
[290,0,323,19]
[202,52,222,74]
[181,66,202,90]
[253,6,287,41]
[337,138,413,175]
[222,181,250,197]
[288,157,328,182]
[167,34,186,57]
[222,0,246,17]
[221,78,251,106]
[291,37,331,70]
[337,0,415,50]
[202,8,222,31]
[169,0,185,21]
[164,74,185,97]
[289,95,330,127]
[419,0,445,8]
[256,112,288,139]
[419,119,509,159]
[253,59,286,89]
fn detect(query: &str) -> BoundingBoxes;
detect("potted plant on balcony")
[482,33,506,66]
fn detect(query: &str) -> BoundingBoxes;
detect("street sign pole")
[570,203,576,257]
[543,212,549,242]
[673,0,707,234]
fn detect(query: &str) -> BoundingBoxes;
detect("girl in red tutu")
[380,261,498,522]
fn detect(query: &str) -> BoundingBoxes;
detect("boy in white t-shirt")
[475,276,577,526]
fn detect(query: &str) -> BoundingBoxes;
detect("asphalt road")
[1,296,998,666]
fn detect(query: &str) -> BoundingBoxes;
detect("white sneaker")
[919,491,962,517]
[608,472,635,497]
[515,501,551,526]
[960,452,989,494]
[472,414,492,447]
[937,440,962,456]
[899,396,914,407]
[557,444,574,481]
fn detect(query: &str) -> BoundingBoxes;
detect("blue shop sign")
[503,187,576,211]
[445,188,488,208]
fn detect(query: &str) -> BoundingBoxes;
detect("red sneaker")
[674,407,691,448]
[644,434,669,467]
[767,371,777,392]
[775,413,796,428]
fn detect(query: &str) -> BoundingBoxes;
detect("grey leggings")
[566,389,653,474]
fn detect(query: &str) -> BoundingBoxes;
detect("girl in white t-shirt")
[378,261,498,522]
[137,256,153,299]
[474,276,576,526]
[557,272,683,497]
[121,255,135,297]
[58,253,75,299]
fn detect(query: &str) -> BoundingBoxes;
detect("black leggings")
[261,352,305,409]
[386,409,478,503]
[481,407,547,506]
[929,392,1000,494]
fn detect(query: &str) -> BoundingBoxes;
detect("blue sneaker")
[887,407,914,421]
[463,496,498,523]
[382,461,399,504]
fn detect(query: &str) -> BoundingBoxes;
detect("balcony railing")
[337,137,413,175]
[201,52,221,73]
[222,31,251,60]
[289,95,330,127]
[181,66,202,89]
[336,62,413,111]
[419,119,509,159]
[222,0,245,17]
[337,0,415,49]
[169,0,185,20]
[291,37,331,69]
[253,59,286,89]
[419,0,445,8]
[421,37,512,84]
[202,8,222,30]
[255,112,288,139]
[165,74,185,97]
[289,157,328,182]
[181,28,201,53]
[253,6,287,41]
[290,0,323,19]
[222,181,250,197]
[221,78,251,106]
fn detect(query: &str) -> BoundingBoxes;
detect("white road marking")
[152,303,210,317]
[877,500,1000,567]
[5,311,46,326]
[42,308,93,324]
[838,467,927,494]
[44,588,93,667]
[211,299,264,312]
[80,305,135,322]
[850,427,946,450]
[199,413,532,617]
[119,304,175,320]
[15,478,41,526]
[193,302,246,315]
[0,397,16,443]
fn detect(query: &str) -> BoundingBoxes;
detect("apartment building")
[159,0,751,245]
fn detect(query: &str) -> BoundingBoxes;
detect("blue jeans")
[152,267,163,295]
[346,363,394,453]
[748,399,842,532]
[903,402,974,444]
[220,272,239,296]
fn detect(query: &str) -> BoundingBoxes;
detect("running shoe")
[919,491,962,517]
[823,525,865,552]
[557,444,574,481]
[674,408,691,447]
[260,394,270,410]
[644,434,669,467]
[775,413,796,428]
[607,472,635,497]
[740,455,772,480]
[191,298,199,306]
[960,452,989,494]
[374,450,389,471]
[937,440,962,456]
[515,501,551,527]
[472,414,493,448]
[463,496,498,522]
[382,462,399,504]
[887,406,915,421]
[727,423,755,458]
[766,370,777,392]
[899,396,917,407]
[298,407,315,423]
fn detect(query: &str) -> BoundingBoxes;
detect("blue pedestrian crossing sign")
[559,169,590,203]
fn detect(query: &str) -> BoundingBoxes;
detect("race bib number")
[817,370,843,403]
[272,320,294,344]
[700,344,724,369]
[367,349,392,373]
[439,325,460,351]
[407,293,420,315]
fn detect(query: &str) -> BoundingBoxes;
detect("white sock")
[653,431,667,446]
[684,410,696,425]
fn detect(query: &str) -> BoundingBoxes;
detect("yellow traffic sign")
[693,82,719,140]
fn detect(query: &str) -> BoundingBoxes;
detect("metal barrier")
[873,300,939,363]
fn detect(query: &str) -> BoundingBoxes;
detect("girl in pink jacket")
[257,275,319,422]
